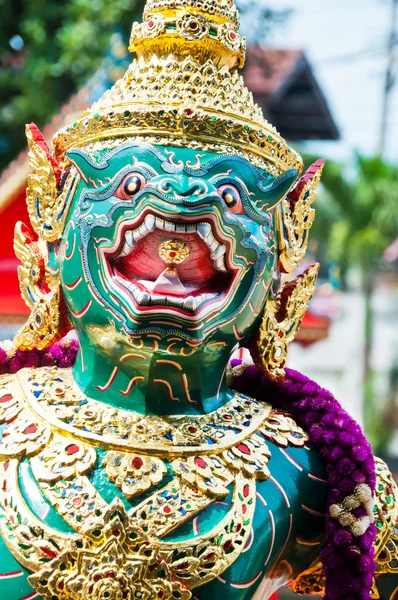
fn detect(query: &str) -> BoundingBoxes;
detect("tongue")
[146,268,187,295]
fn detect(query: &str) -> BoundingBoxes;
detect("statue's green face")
[59,142,297,358]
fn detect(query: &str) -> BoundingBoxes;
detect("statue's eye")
[217,184,244,214]
[115,172,147,199]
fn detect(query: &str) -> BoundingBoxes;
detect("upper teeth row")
[119,215,227,272]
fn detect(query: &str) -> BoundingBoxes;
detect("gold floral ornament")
[172,434,271,499]
[29,499,191,600]
[254,264,320,380]
[31,436,97,482]
[158,239,190,265]
[103,451,167,499]
[277,159,325,274]
[259,411,310,448]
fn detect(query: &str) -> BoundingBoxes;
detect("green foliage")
[306,153,398,287]
[0,0,143,172]
[0,0,289,172]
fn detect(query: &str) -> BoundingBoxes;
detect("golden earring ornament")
[13,222,72,352]
[12,124,77,351]
[254,264,320,380]
[250,159,325,380]
[277,159,324,274]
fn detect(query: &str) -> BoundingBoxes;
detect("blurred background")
[0,4,397,592]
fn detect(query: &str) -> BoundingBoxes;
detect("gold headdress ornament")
[52,0,303,175]
[16,0,324,371]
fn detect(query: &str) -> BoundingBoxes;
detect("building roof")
[244,47,340,142]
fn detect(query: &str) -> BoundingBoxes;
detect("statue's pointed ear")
[26,123,73,241]
[26,123,62,184]
[277,159,325,274]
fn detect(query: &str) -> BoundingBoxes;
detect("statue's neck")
[72,332,234,416]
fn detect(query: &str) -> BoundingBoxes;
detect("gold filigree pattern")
[0,366,274,597]
[31,435,97,482]
[129,478,212,537]
[53,54,301,174]
[0,458,74,571]
[103,451,167,499]
[255,264,319,380]
[18,367,271,454]
[28,499,192,600]
[13,220,73,352]
[259,411,310,448]
[277,160,324,274]
[143,0,240,25]
[25,126,77,242]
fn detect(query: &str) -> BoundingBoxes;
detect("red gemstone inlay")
[24,424,37,435]
[188,20,198,29]
[106,571,115,578]
[178,562,190,570]
[132,456,144,470]
[243,484,249,498]
[242,504,247,514]
[185,109,194,116]
[188,426,197,433]
[223,414,232,421]
[0,394,12,404]
[223,540,233,551]
[195,457,207,469]
[204,552,216,561]
[58,580,65,590]
[66,444,80,456]
[164,506,171,514]
[237,443,250,455]
[230,32,237,40]
[40,547,57,559]
[148,20,154,28]
[112,528,121,536]
[169,252,177,258]
[93,574,102,582]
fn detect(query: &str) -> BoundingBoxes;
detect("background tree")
[307,154,398,449]
[0,0,290,172]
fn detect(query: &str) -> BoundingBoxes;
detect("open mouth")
[103,213,239,316]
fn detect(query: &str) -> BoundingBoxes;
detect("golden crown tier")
[52,0,303,174]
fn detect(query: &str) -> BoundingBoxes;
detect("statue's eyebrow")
[184,153,268,181]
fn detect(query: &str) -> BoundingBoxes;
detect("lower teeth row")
[116,277,216,311]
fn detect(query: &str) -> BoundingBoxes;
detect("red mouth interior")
[110,229,232,298]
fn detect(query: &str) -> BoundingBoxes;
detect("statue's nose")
[148,175,211,203]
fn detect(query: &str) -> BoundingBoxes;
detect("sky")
[242,0,398,163]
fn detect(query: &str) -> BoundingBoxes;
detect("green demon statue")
[0,1,397,599]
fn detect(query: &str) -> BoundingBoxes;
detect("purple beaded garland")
[231,359,377,600]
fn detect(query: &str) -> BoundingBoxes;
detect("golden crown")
[52,0,303,175]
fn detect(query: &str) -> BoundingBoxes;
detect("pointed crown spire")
[130,0,245,69]
[52,0,303,175]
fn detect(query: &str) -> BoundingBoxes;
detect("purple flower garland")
[0,341,377,599]
[0,338,78,375]
[231,360,377,600]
